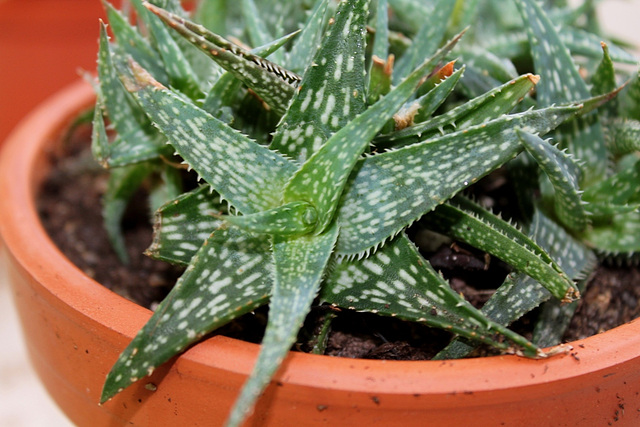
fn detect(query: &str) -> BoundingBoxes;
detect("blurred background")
[0,0,638,425]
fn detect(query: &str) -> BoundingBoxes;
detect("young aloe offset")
[92,0,638,425]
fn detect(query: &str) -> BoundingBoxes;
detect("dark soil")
[37,122,640,360]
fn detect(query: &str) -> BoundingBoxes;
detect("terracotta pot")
[1,80,640,427]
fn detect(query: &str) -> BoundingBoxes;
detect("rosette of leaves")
[91,0,637,425]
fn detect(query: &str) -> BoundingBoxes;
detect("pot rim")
[1,79,639,398]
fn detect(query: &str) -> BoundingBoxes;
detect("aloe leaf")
[583,158,640,206]
[371,0,390,61]
[103,1,168,83]
[224,201,319,237]
[97,24,168,166]
[387,0,431,35]
[517,130,588,231]
[562,27,638,65]
[580,211,640,253]
[377,73,539,148]
[591,42,618,118]
[148,165,183,214]
[366,0,391,105]
[422,197,577,301]
[269,0,369,163]
[336,104,582,256]
[103,162,156,263]
[620,70,640,120]
[413,65,464,123]
[227,223,339,427]
[321,234,540,357]
[392,0,456,84]
[146,185,225,265]
[241,0,277,53]
[435,209,595,359]
[145,2,299,115]
[285,0,331,74]
[121,61,297,214]
[101,227,272,404]
[484,29,637,66]
[285,31,465,234]
[130,0,204,100]
[607,118,640,156]
[514,0,606,182]
[201,30,299,117]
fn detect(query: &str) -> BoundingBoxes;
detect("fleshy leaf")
[146,185,225,265]
[517,130,588,232]
[121,61,296,214]
[606,118,640,156]
[336,104,582,256]
[321,234,540,357]
[103,162,156,263]
[413,65,465,123]
[104,1,168,83]
[284,31,466,234]
[224,201,319,237]
[226,223,339,427]
[392,0,456,84]
[435,209,595,359]
[377,73,539,148]
[201,30,300,117]
[269,0,369,163]
[591,42,618,118]
[131,0,204,100]
[514,0,606,182]
[422,197,577,301]
[580,211,640,254]
[145,2,299,115]
[284,0,331,74]
[97,23,168,166]
[101,227,272,403]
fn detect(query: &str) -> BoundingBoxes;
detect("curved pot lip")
[1,80,639,397]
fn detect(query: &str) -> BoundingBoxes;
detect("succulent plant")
[92,0,639,425]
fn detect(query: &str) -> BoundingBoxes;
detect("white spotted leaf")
[335,104,582,256]
[226,223,339,427]
[101,227,273,404]
[321,234,541,356]
[284,31,466,234]
[269,0,368,163]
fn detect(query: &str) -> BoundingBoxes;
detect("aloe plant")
[92,0,639,425]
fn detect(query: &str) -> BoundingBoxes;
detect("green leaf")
[580,211,640,253]
[284,30,465,234]
[122,62,297,214]
[103,162,156,263]
[321,234,540,357]
[514,0,606,182]
[103,1,168,83]
[392,0,456,84]
[377,73,539,148]
[620,70,640,120]
[435,209,595,359]
[606,118,640,156]
[226,223,339,427]
[413,65,464,123]
[224,201,319,237]
[201,30,299,117]
[517,130,588,231]
[269,0,369,163]
[131,0,204,100]
[145,2,299,115]
[97,23,168,166]
[146,185,225,265]
[422,196,577,301]
[335,104,581,256]
[101,227,272,404]
[285,0,331,74]
[591,42,618,118]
